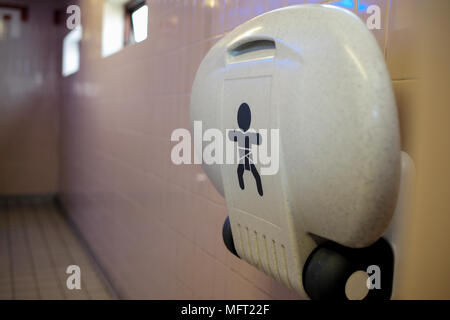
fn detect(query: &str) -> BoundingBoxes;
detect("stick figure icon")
[228,103,263,196]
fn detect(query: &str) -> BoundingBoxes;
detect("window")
[101,1,125,57]
[62,25,82,77]
[0,5,26,40]
[102,0,148,58]
[125,1,148,45]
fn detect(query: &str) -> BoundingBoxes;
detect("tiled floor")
[0,196,114,299]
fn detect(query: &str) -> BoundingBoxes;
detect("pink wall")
[0,0,59,194]
[59,0,302,299]
[59,0,407,299]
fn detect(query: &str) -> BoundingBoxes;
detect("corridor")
[0,197,113,299]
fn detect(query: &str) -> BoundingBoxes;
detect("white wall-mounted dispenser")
[190,4,414,300]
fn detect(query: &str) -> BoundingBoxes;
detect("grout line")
[392,77,418,82]
[49,201,114,298]
[26,199,65,299]
[32,200,68,300]
[45,202,92,300]
[8,198,40,299]
[19,201,42,299]
[55,197,121,300]
[383,0,391,59]
[5,201,15,299]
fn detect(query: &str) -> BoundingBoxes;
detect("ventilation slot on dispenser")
[227,39,275,64]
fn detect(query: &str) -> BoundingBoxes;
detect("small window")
[125,1,148,45]
[0,6,24,40]
[102,0,148,58]
[62,25,82,77]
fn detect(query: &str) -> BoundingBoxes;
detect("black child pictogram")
[228,103,263,196]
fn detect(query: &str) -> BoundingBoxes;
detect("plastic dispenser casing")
[190,5,401,297]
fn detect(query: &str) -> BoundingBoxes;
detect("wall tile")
[386,0,419,80]
[0,0,60,194]
[393,80,419,156]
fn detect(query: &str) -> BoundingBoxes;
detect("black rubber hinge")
[222,216,239,258]
[303,237,394,300]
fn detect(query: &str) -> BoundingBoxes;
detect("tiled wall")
[395,0,450,299]
[0,0,60,194]
[59,0,418,299]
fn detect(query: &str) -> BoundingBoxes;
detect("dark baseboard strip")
[0,193,58,206]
